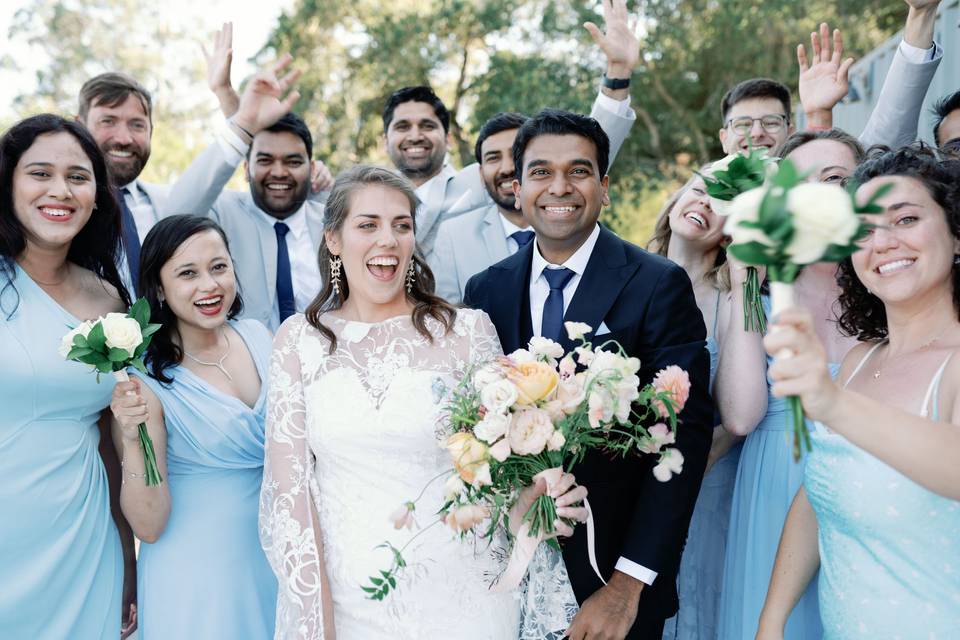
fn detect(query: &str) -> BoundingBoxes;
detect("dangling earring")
[405,261,416,293]
[330,255,342,296]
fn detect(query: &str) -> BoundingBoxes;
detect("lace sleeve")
[467,309,504,365]
[259,317,326,639]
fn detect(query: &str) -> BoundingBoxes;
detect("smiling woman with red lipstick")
[757,146,960,640]
[107,214,278,638]
[0,114,135,639]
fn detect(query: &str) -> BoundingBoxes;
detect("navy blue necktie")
[274,222,296,323]
[510,230,535,249]
[117,188,141,294]
[541,267,575,341]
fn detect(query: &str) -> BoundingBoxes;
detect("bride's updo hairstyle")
[306,165,456,352]
[837,145,960,341]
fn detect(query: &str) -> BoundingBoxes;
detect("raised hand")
[584,0,640,78]
[231,54,302,136]
[202,22,239,118]
[798,23,855,117]
[311,159,334,194]
[904,0,942,9]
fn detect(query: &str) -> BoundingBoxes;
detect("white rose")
[473,363,505,390]
[488,437,512,462]
[564,321,592,341]
[100,313,143,358]
[709,197,733,217]
[528,336,564,364]
[59,320,94,359]
[507,348,536,364]
[785,183,859,265]
[724,187,775,249]
[508,408,555,455]
[473,413,510,444]
[480,379,519,414]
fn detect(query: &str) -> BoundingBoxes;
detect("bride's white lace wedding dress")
[259,309,576,640]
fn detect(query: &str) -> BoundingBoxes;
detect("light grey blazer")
[427,94,636,302]
[163,141,325,331]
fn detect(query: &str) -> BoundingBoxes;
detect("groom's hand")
[564,570,643,640]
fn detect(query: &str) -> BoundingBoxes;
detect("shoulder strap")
[920,352,956,419]
[711,288,721,337]
[843,340,886,388]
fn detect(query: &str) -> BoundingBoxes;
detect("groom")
[463,110,711,639]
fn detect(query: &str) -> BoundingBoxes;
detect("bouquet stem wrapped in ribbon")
[364,323,692,600]
[723,160,886,459]
[60,299,163,485]
[701,148,777,333]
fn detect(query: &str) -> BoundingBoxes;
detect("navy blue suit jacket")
[464,225,711,627]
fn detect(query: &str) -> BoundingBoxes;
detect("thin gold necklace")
[183,329,233,381]
[873,326,950,379]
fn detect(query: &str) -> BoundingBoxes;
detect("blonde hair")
[646,167,731,292]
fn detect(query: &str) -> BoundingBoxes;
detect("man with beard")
[164,56,323,331]
[77,73,166,291]
[388,0,639,264]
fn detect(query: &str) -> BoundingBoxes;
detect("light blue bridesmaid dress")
[664,292,743,640]
[718,299,826,640]
[0,263,122,638]
[134,318,277,639]
[806,343,960,638]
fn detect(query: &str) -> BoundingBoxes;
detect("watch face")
[602,74,631,90]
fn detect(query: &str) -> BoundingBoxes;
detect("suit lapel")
[247,197,279,306]
[480,205,510,264]
[562,227,636,351]
[488,244,534,353]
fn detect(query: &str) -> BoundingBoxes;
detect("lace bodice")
[260,308,576,639]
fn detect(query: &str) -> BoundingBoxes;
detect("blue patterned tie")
[117,188,141,294]
[274,222,296,323]
[510,230,535,249]
[540,267,575,341]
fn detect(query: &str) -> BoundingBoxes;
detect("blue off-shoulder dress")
[135,318,277,639]
[0,264,122,638]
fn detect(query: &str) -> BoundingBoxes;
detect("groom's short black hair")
[511,109,610,184]
[246,112,313,160]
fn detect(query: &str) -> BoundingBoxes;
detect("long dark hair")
[837,145,960,341]
[0,114,130,316]
[305,165,456,353]
[139,215,243,383]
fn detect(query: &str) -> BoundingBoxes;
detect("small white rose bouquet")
[700,147,778,332]
[60,298,163,485]
[723,160,884,458]
[364,323,691,600]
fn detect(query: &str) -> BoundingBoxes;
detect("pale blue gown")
[0,263,122,638]
[718,300,826,640]
[135,318,277,639]
[806,343,960,638]
[664,293,743,640]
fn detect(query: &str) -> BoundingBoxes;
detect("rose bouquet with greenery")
[364,322,690,600]
[60,298,163,485]
[723,160,885,458]
[700,147,778,332]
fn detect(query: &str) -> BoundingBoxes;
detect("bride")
[259,165,585,639]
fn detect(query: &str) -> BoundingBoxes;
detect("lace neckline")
[324,312,410,327]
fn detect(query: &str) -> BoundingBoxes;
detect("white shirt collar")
[531,224,600,280]
[499,211,529,238]
[414,161,456,198]
[256,203,309,238]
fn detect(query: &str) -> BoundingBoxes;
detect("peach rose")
[652,365,691,416]
[507,361,559,405]
[508,408,555,455]
[445,504,489,533]
[446,432,490,486]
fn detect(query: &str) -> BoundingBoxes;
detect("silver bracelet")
[120,458,148,484]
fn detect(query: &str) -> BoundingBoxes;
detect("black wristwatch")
[601,73,631,90]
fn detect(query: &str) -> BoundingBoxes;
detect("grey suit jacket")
[163,141,325,331]
[430,204,508,304]
[859,43,942,149]
[417,92,636,262]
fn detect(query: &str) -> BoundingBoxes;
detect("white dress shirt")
[254,205,323,315]
[528,223,658,586]
[499,213,533,255]
[122,181,160,243]
[898,38,940,64]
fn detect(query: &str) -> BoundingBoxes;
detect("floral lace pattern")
[260,309,577,639]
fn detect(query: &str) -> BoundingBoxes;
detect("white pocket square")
[594,321,612,337]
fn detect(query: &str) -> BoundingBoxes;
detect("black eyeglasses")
[725,114,789,136]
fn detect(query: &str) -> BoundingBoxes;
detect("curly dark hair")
[837,145,960,341]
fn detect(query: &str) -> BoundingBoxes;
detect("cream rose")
[58,320,94,359]
[556,376,586,414]
[508,408,555,455]
[473,363,505,390]
[488,437,512,462]
[528,336,564,364]
[100,313,143,358]
[724,187,775,248]
[507,361,559,405]
[480,379,519,414]
[507,348,536,364]
[785,182,859,264]
[473,413,510,444]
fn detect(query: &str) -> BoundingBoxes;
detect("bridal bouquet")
[723,160,883,459]
[364,323,690,600]
[60,298,163,485]
[701,148,777,332]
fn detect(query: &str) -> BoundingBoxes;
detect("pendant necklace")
[873,326,949,379]
[184,329,233,381]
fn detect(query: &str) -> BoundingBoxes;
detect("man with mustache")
[428,0,639,302]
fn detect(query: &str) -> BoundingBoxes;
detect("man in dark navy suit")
[463,109,711,639]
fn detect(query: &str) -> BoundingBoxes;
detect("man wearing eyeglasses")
[933,90,960,159]
[718,79,793,155]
